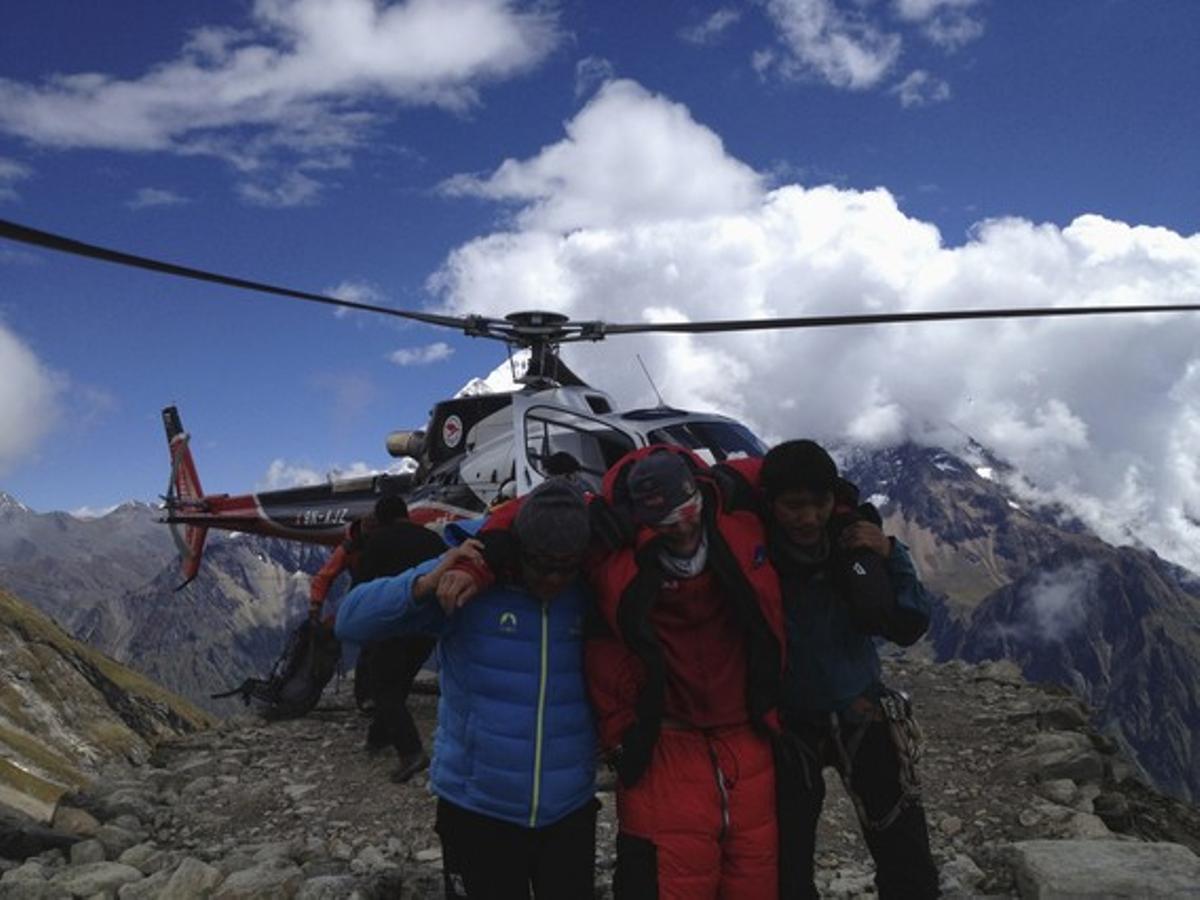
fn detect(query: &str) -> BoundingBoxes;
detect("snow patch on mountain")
[455,349,529,397]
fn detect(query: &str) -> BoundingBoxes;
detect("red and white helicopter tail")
[162,405,208,589]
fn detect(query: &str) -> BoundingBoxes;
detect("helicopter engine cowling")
[386,430,425,459]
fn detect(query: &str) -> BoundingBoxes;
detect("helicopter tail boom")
[162,406,209,588]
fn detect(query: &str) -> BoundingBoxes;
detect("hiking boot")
[390,751,429,784]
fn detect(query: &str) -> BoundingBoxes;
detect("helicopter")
[158,311,768,586]
[4,216,1200,587]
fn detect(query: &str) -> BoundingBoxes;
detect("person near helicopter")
[585,447,791,899]
[714,439,939,899]
[449,447,793,899]
[352,494,448,783]
[308,514,373,627]
[336,479,599,899]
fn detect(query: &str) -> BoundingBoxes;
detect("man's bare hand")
[838,521,891,558]
[413,539,486,610]
[436,569,482,613]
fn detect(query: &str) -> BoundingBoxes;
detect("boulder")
[212,858,304,899]
[94,825,140,859]
[295,875,358,899]
[159,857,224,899]
[1037,699,1090,732]
[1009,839,1200,898]
[0,881,71,899]
[116,868,171,900]
[51,807,99,839]
[1006,732,1104,783]
[49,861,143,896]
[68,839,107,865]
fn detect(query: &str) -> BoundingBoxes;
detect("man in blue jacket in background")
[336,479,598,900]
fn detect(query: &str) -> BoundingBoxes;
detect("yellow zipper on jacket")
[529,600,550,827]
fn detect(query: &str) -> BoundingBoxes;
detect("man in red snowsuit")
[587,447,789,899]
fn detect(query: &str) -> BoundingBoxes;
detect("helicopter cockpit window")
[647,421,767,464]
[522,406,636,492]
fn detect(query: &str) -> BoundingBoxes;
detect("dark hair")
[544,451,581,477]
[374,494,408,525]
[761,439,838,499]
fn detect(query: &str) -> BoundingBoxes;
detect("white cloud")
[238,170,324,208]
[0,322,64,473]
[440,80,762,231]
[892,69,951,107]
[679,8,742,46]
[389,341,454,366]
[757,0,902,89]
[127,187,189,209]
[433,79,1200,572]
[260,459,324,489]
[325,279,387,318]
[1018,562,1100,643]
[893,0,984,50]
[0,0,561,198]
[753,0,984,93]
[259,456,415,489]
[574,56,615,99]
[0,156,32,202]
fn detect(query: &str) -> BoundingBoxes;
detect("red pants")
[614,723,778,900]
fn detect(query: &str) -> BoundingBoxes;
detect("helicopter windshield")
[522,406,638,492]
[647,421,766,464]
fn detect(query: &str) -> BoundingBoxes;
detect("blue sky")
[2,1,1200,568]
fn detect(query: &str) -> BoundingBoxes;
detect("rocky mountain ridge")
[0,587,212,827]
[0,499,332,715]
[842,443,1200,805]
[3,655,1199,898]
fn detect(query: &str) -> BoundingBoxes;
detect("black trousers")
[787,719,939,900]
[435,798,599,900]
[363,634,436,756]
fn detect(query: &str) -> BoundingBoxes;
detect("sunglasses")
[521,554,583,577]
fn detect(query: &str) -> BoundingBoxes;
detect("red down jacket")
[587,446,786,900]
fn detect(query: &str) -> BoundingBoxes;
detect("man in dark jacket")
[741,440,939,899]
[355,494,447,782]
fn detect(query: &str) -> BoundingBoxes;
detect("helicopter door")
[513,402,639,495]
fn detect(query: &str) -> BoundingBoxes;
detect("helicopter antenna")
[636,354,668,408]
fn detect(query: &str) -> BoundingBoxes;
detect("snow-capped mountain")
[454,349,529,397]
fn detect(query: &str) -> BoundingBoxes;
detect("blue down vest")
[335,523,597,829]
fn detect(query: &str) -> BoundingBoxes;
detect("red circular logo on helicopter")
[442,414,464,449]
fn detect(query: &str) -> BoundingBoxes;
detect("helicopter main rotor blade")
[0,218,475,331]
[598,302,1200,337]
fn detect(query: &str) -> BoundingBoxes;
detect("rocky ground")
[3,653,1200,898]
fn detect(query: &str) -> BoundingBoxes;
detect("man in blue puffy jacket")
[336,479,598,900]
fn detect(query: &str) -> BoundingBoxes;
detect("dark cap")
[514,479,590,558]
[761,439,838,498]
[626,452,698,525]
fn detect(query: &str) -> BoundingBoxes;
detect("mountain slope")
[843,443,1200,803]
[0,499,174,633]
[76,536,331,715]
[0,586,212,823]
